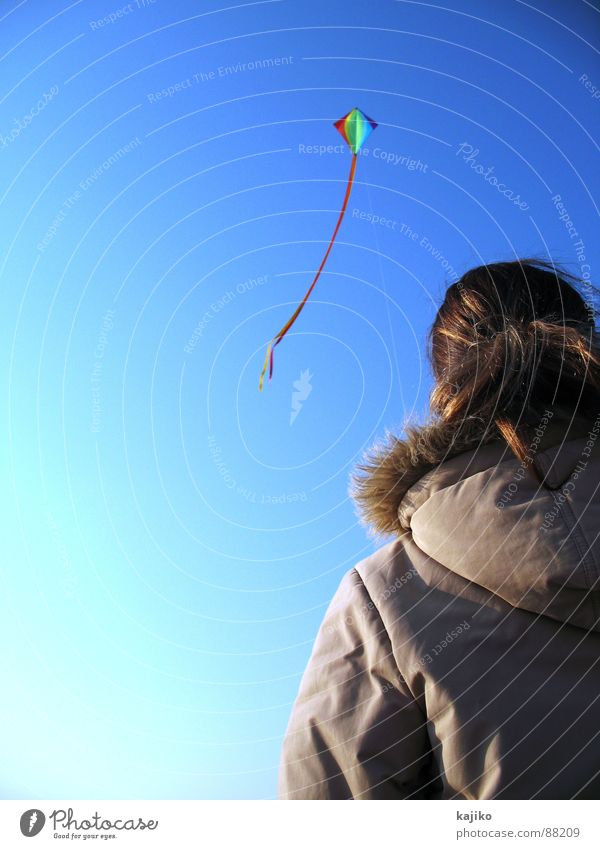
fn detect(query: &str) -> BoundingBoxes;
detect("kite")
[258,107,377,391]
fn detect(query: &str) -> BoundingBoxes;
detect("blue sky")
[0,0,599,799]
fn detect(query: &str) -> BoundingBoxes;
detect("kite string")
[259,153,358,390]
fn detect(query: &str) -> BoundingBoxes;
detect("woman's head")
[351,259,600,538]
[428,259,600,466]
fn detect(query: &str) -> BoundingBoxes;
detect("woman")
[279,259,600,799]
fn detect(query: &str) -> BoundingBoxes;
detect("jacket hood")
[350,413,600,632]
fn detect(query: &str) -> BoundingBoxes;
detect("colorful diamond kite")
[259,108,378,391]
[334,107,377,154]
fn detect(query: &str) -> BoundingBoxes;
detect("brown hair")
[429,258,600,482]
[349,259,600,538]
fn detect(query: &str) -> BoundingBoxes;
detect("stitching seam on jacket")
[350,566,427,716]
[536,453,600,622]
[559,498,600,622]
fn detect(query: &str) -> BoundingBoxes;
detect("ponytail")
[428,260,600,486]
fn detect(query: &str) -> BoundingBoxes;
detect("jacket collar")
[350,412,594,539]
[350,412,600,632]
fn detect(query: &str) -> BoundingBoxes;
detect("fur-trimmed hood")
[349,412,596,539]
[349,415,501,539]
[349,411,600,633]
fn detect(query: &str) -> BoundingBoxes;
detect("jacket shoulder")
[353,536,419,613]
[278,544,433,799]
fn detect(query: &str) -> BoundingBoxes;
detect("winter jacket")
[278,414,600,799]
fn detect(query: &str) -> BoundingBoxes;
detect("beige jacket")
[279,415,600,799]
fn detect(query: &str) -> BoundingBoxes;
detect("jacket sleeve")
[278,567,434,799]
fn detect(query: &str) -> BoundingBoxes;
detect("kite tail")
[258,153,358,391]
